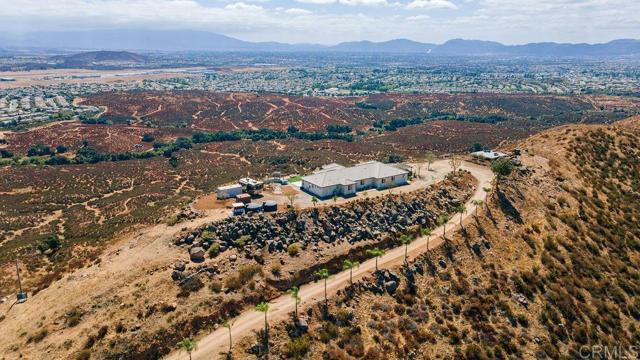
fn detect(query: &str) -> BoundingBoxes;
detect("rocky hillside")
[242,117,640,359]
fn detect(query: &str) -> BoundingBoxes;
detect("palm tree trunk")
[375,257,378,271]
[349,268,353,285]
[404,244,408,263]
[264,312,269,357]
[324,279,327,308]
[229,329,232,353]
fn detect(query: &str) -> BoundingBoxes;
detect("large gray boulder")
[189,247,205,262]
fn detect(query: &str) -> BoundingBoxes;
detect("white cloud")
[406,0,457,10]
[295,0,336,4]
[0,0,638,44]
[339,0,388,5]
[224,2,264,11]
[285,7,312,15]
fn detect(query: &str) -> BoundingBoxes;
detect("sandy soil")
[163,160,494,360]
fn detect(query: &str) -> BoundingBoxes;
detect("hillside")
[226,117,640,359]
[47,51,147,68]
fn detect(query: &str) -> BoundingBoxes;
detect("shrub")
[287,243,300,257]
[56,145,68,153]
[66,308,84,327]
[142,133,155,142]
[208,244,220,258]
[285,335,311,359]
[238,264,262,283]
[270,263,282,276]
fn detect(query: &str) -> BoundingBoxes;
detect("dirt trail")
[200,150,251,165]
[164,161,494,360]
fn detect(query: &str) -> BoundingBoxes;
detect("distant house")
[301,161,409,198]
[471,150,507,160]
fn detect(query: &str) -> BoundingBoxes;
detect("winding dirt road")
[164,161,494,360]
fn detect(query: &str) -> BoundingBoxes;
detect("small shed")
[263,200,277,212]
[217,184,243,200]
[235,193,251,204]
[232,202,245,216]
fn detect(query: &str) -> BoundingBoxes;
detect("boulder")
[189,247,205,262]
[384,280,399,294]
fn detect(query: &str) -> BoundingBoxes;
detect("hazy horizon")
[1,0,639,45]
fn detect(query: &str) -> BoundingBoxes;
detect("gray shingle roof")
[302,161,408,188]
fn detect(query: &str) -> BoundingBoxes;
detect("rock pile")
[176,175,472,263]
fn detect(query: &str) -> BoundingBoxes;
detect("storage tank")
[246,203,263,213]
[263,200,277,212]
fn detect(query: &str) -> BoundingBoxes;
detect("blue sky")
[1,0,639,44]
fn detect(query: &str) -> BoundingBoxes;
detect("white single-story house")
[301,161,409,198]
[471,150,507,160]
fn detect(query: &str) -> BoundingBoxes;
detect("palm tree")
[437,214,450,239]
[399,234,415,264]
[471,199,483,217]
[455,204,467,227]
[222,319,233,354]
[311,196,318,207]
[332,195,338,203]
[255,302,269,356]
[483,186,492,203]
[421,227,433,251]
[288,286,301,319]
[342,259,360,286]
[176,338,197,360]
[367,248,385,271]
[314,268,330,309]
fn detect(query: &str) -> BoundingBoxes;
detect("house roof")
[471,150,507,159]
[302,161,408,188]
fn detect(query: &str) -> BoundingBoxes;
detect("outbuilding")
[217,184,243,200]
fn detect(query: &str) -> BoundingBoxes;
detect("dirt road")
[164,161,494,360]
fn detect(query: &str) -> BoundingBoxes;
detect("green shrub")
[208,244,220,258]
[287,243,299,257]
[285,335,311,359]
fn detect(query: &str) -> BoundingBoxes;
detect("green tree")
[438,214,450,239]
[256,302,270,356]
[399,234,415,264]
[491,157,514,184]
[176,338,197,360]
[342,259,360,286]
[455,204,467,227]
[425,151,436,172]
[314,268,330,309]
[421,227,433,252]
[288,286,301,319]
[311,197,318,207]
[483,186,492,203]
[471,199,483,217]
[367,248,385,271]
[55,145,67,154]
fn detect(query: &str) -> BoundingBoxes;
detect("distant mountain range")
[2,30,640,57]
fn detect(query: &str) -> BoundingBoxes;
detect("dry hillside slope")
[234,117,640,360]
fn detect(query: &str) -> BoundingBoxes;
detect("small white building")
[216,184,243,200]
[471,150,507,160]
[301,161,409,199]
